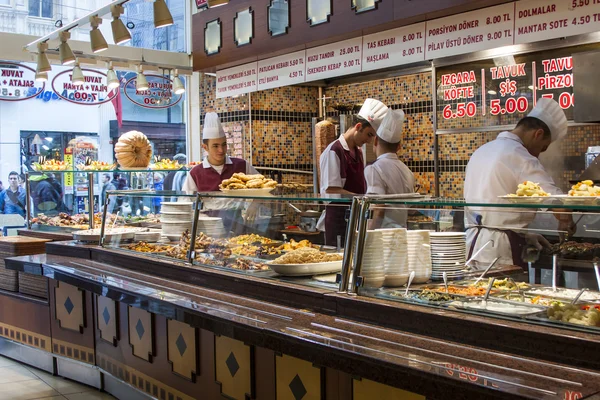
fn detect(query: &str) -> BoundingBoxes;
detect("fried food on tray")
[276,239,319,251]
[231,244,281,257]
[507,181,549,197]
[272,247,343,264]
[432,286,492,296]
[125,242,172,253]
[569,180,600,196]
[229,234,276,245]
[219,173,277,190]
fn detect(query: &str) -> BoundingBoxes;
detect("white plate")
[429,232,466,237]
[166,234,182,242]
[220,187,275,196]
[497,195,548,204]
[268,260,342,276]
[550,194,599,205]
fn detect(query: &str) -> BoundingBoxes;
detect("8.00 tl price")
[443,102,477,119]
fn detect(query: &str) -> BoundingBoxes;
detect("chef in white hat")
[318,98,388,245]
[183,112,258,193]
[365,109,415,228]
[464,98,575,269]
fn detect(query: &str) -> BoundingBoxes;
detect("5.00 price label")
[489,97,529,116]
[443,102,477,119]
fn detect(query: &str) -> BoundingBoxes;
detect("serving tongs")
[571,288,588,305]
[473,257,500,286]
[483,277,496,304]
[465,239,494,269]
[404,271,416,297]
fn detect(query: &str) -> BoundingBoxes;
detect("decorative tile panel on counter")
[215,335,252,400]
[128,306,154,362]
[276,354,322,400]
[54,281,84,333]
[97,295,118,346]
[52,338,95,364]
[0,321,51,352]
[167,319,198,381]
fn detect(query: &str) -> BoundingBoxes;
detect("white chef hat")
[202,112,225,140]
[377,109,405,144]
[527,98,568,142]
[358,98,388,132]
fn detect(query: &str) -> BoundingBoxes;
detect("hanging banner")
[51,69,116,105]
[0,62,44,102]
[515,0,600,45]
[123,74,183,109]
[362,23,426,72]
[216,62,258,98]
[257,50,306,91]
[305,37,363,82]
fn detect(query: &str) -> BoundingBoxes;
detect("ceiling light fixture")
[154,0,174,28]
[58,31,76,65]
[35,71,48,82]
[136,65,149,91]
[207,0,229,7]
[71,61,85,86]
[111,4,131,45]
[487,90,497,95]
[172,69,185,95]
[36,42,51,73]
[90,15,108,53]
[106,62,120,90]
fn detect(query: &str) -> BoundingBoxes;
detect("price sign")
[439,70,480,120]
[515,0,600,45]
[51,69,116,105]
[534,56,575,112]
[426,3,514,59]
[305,37,363,82]
[257,50,306,91]
[216,62,258,99]
[123,74,183,109]
[64,154,74,189]
[0,62,44,102]
[362,22,426,72]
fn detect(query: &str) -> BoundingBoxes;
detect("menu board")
[425,3,515,59]
[305,37,363,82]
[362,23,426,72]
[216,62,258,99]
[534,56,574,114]
[515,0,600,45]
[257,50,306,91]
[439,70,480,120]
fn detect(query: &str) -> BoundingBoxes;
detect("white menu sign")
[515,0,600,45]
[425,3,515,59]
[216,62,257,98]
[257,50,306,91]
[362,22,426,72]
[305,37,363,82]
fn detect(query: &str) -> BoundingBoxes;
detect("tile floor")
[0,355,116,400]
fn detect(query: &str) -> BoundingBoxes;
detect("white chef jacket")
[464,131,562,267]
[365,153,415,228]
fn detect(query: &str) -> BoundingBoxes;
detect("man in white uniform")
[464,98,574,268]
[365,109,415,228]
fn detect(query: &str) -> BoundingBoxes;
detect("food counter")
[2,189,600,399]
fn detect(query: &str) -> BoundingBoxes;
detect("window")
[0,0,11,6]
[268,0,289,36]
[351,0,380,13]
[29,0,53,18]
[234,8,253,46]
[204,19,221,55]
[306,0,331,26]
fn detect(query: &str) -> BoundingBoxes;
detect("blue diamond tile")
[64,297,74,315]
[135,319,145,340]
[102,307,110,325]
[289,374,307,400]
[175,333,187,356]
[225,352,239,377]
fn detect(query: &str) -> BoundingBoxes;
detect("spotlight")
[207,0,229,6]
[126,21,135,29]
[111,4,131,45]
[58,31,76,65]
[154,0,173,28]
[55,20,63,28]
[90,15,108,53]
[487,90,497,95]
[35,71,48,82]
[136,66,149,91]
[36,42,51,73]
[106,62,120,90]
[72,61,85,86]
[172,69,185,95]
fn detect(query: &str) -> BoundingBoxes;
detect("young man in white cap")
[365,109,415,228]
[183,112,258,193]
[318,98,388,245]
[464,98,575,268]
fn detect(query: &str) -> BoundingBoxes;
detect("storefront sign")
[440,70,479,119]
[515,0,600,45]
[362,23,426,72]
[425,3,515,59]
[534,56,574,110]
[0,62,44,102]
[51,69,116,105]
[257,50,306,91]
[124,74,183,109]
[305,37,363,82]
[216,62,258,98]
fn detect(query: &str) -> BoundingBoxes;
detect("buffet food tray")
[31,224,82,233]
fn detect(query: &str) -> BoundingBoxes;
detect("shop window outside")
[29,0,53,18]
[268,0,289,37]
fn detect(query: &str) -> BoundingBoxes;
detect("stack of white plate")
[197,216,227,238]
[429,232,466,281]
[407,230,432,284]
[360,230,385,288]
[160,202,193,241]
[378,228,409,287]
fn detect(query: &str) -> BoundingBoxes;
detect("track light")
[36,42,51,73]
[172,69,185,95]
[136,66,149,91]
[35,71,48,82]
[154,0,173,28]
[58,31,76,65]
[207,0,229,7]
[106,62,120,90]
[71,61,85,86]
[90,15,108,53]
[111,4,131,45]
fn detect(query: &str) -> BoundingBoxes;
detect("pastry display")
[276,239,319,251]
[32,159,70,171]
[219,173,278,190]
[115,130,152,168]
[76,161,115,171]
[568,180,600,196]
[507,181,549,197]
[271,248,343,264]
[547,304,600,327]
[229,234,277,245]
[32,212,124,229]
[151,158,183,170]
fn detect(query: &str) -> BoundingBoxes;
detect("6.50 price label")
[443,102,477,119]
